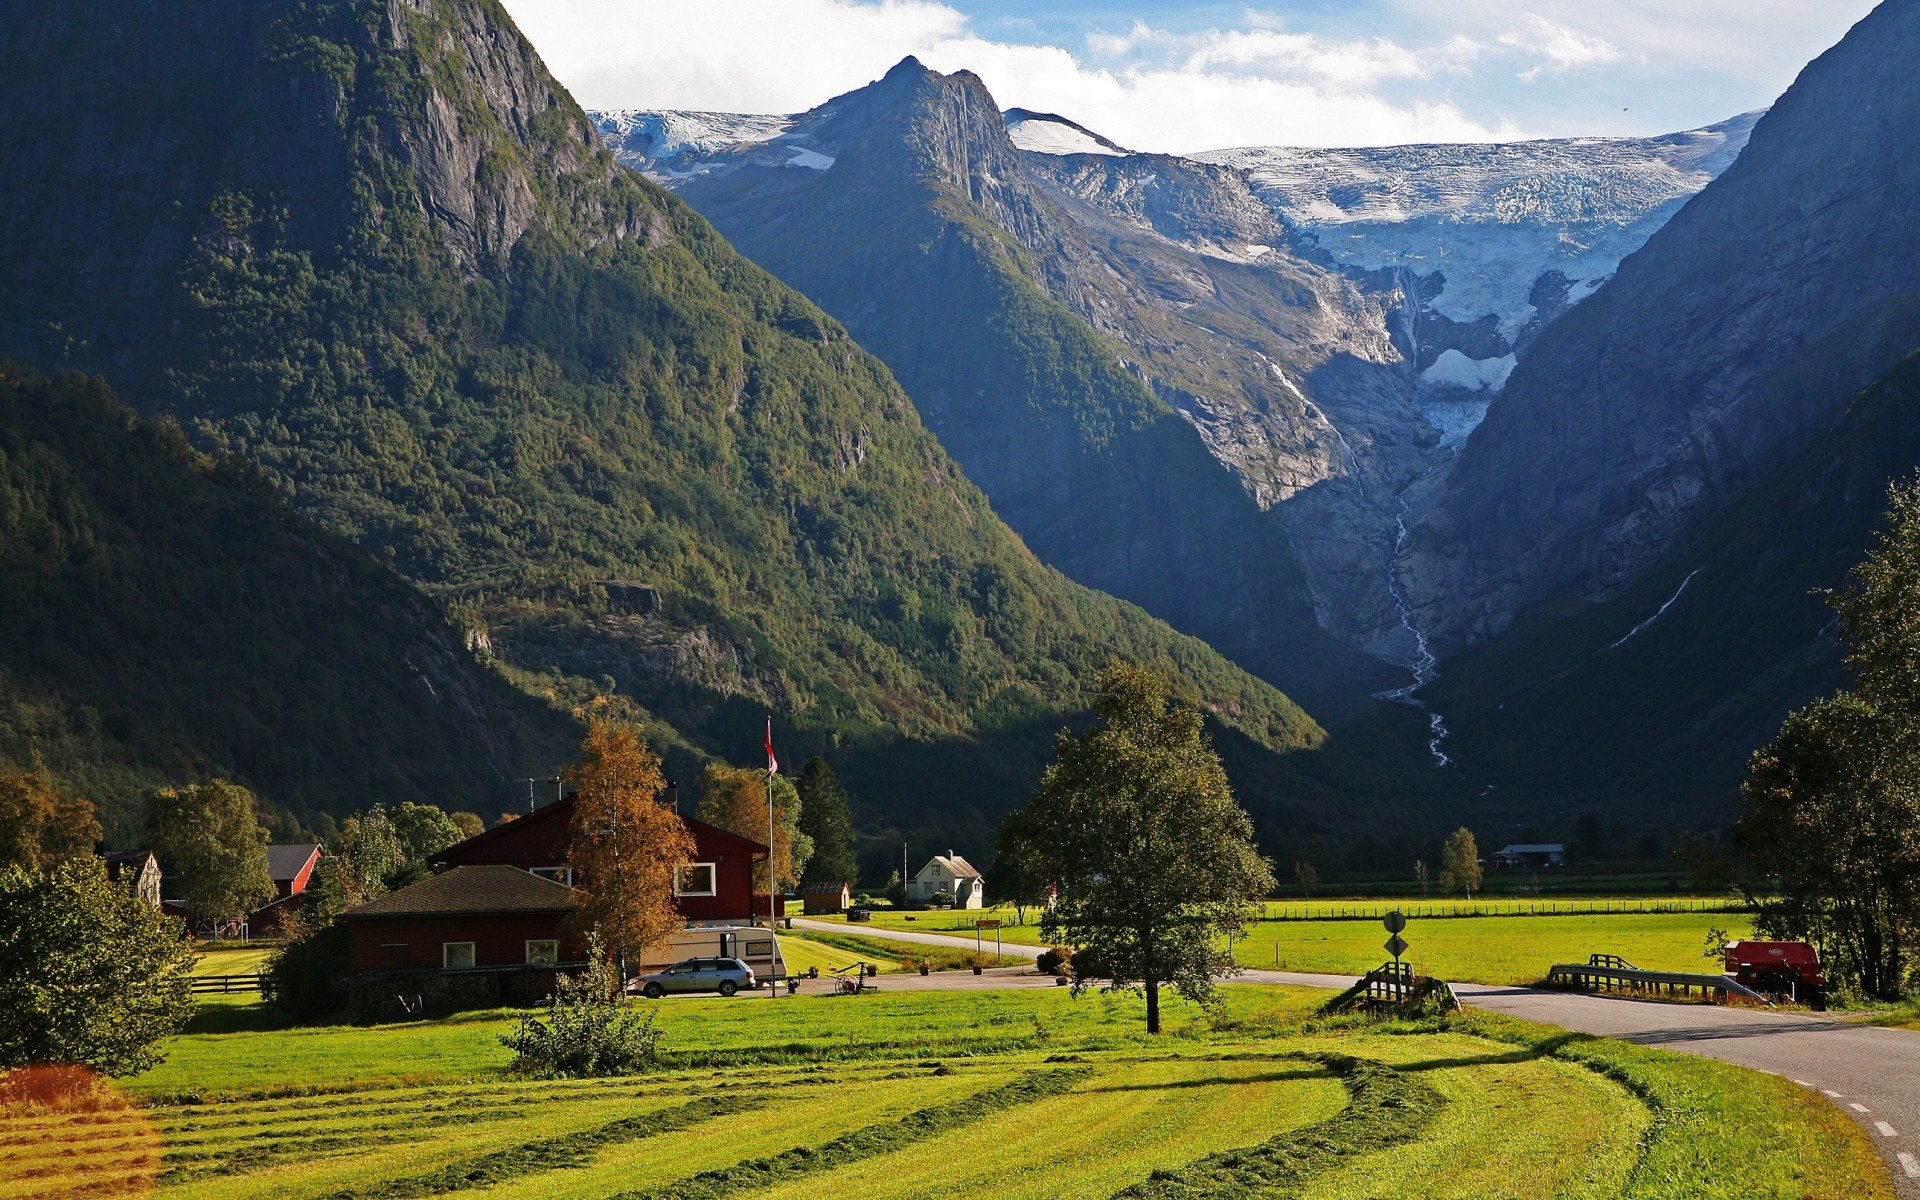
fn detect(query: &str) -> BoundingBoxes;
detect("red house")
[343,865,585,973]
[251,843,324,935]
[428,794,765,923]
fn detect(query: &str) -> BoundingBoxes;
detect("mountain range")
[3,0,1915,856]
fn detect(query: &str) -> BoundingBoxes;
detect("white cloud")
[1498,15,1622,82]
[500,0,1523,151]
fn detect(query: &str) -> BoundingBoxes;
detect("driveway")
[791,918,1920,1195]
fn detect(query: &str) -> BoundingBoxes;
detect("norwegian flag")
[765,717,778,777]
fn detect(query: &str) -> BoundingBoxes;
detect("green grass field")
[191,945,276,977]
[13,987,1885,1200]
[805,907,1750,985]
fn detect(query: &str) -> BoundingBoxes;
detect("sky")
[499,0,1880,153]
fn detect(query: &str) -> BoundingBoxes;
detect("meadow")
[805,906,1751,984]
[9,987,1885,1200]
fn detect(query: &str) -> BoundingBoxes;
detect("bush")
[1036,946,1073,976]
[0,860,195,1076]
[263,920,350,1022]
[502,938,662,1077]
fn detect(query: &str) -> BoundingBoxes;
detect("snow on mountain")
[592,110,791,178]
[1002,109,1131,157]
[1196,112,1761,342]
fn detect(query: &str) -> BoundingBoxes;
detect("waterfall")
[1378,485,1453,768]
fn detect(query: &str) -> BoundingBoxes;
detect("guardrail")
[190,973,264,994]
[1546,955,1769,1005]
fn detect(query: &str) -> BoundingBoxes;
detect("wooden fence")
[191,973,264,994]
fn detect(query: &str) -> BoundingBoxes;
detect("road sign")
[1385,934,1409,959]
[976,919,1003,928]
[1383,911,1406,934]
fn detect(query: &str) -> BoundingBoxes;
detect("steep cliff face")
[1427,352,1920,820]
[624,59,1441,704]
[1406,0,1920,649]
[0,0,1339,847]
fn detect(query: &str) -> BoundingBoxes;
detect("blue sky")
[504,0,1879,151]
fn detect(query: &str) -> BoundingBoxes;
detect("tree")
[1294,862,1318,898]
[566,722,693,968]
[1439,828,1481,898]
[145,781,273,931]
[306,806,410,917]
[795,758,858,886]
[988,806,1050,924]
[449,811,486,840]
[1738,693,1920,998]
[1013,663,1274,1033]
[1735,475,1920,999]
[697,764,813,895]
[1413,860,1430,898]
[0,770,100,871]
[0,858,195,1075]
[389,802,464,861]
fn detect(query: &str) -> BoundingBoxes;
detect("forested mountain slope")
[0,361,574,838]
[0,0,1350,853]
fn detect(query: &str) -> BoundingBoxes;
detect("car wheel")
[718,980,738,997]
[643,982,664,999]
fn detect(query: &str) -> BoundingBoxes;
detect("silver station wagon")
[632,956,757,998]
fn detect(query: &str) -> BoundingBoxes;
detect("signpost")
[977,918,1002,959]
[1383,911,1408,989]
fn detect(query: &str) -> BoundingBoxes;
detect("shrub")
[502,937,662,1077]
[263,919,350,1022]
[1036,946,1073,976]
[929,889,955,908]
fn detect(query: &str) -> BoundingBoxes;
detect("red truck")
[1724,940,1827,1008]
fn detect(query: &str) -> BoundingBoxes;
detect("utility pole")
[765,716,779,997]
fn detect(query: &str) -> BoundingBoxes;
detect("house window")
[530,867,573,886]
[526,939,559,966]
[443,942,476,970]
[676,863,717,897]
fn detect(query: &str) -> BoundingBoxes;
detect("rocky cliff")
[1405,0,1920,650]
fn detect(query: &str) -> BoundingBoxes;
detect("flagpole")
[765,716,777,997]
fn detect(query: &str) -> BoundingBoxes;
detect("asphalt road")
[792,918,1920,1195]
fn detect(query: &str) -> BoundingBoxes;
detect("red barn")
[428,794,765,923]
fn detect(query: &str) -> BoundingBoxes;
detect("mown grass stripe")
[302,1094,764,1200]
[614,1066,1094,1200]
[1109,1053,1445,1198]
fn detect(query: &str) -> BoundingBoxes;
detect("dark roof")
[1495,844,1566,855]
[801,882,850,894]
[98,850,155,880]
[344,865,578,919]
[266,843,322,881]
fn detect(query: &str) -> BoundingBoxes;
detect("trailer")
[636,923,788,985]
[1723,940,1826,1009]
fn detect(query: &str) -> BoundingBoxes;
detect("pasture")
[11,987,1885,1200]
[807,906,1751,984]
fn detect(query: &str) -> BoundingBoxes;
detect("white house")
[907,853,984,908]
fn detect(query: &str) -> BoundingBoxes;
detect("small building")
[907,854,983,908]
[1491,843,1566,870]
[343,864,586,974]
[801,881,852,914]
[267,843,324,896]
[99,850,162,908]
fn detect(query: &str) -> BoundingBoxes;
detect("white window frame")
[529,866,574,886]
[443,941,476,970]
[525,939,559,966]
[675,862,718,897]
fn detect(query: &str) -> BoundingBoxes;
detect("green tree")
[0,770,100,871]
[448,811,486,840]
[987,805,1050,925]
[1294,862,1319,898]
[1015,663,1274,1033]
[1736,475,1920,999]
[145,780,272,931]
[795,758,858,886]
[389,802,464,861]
[1439,828,1482,898]
[0,858,194,1075]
